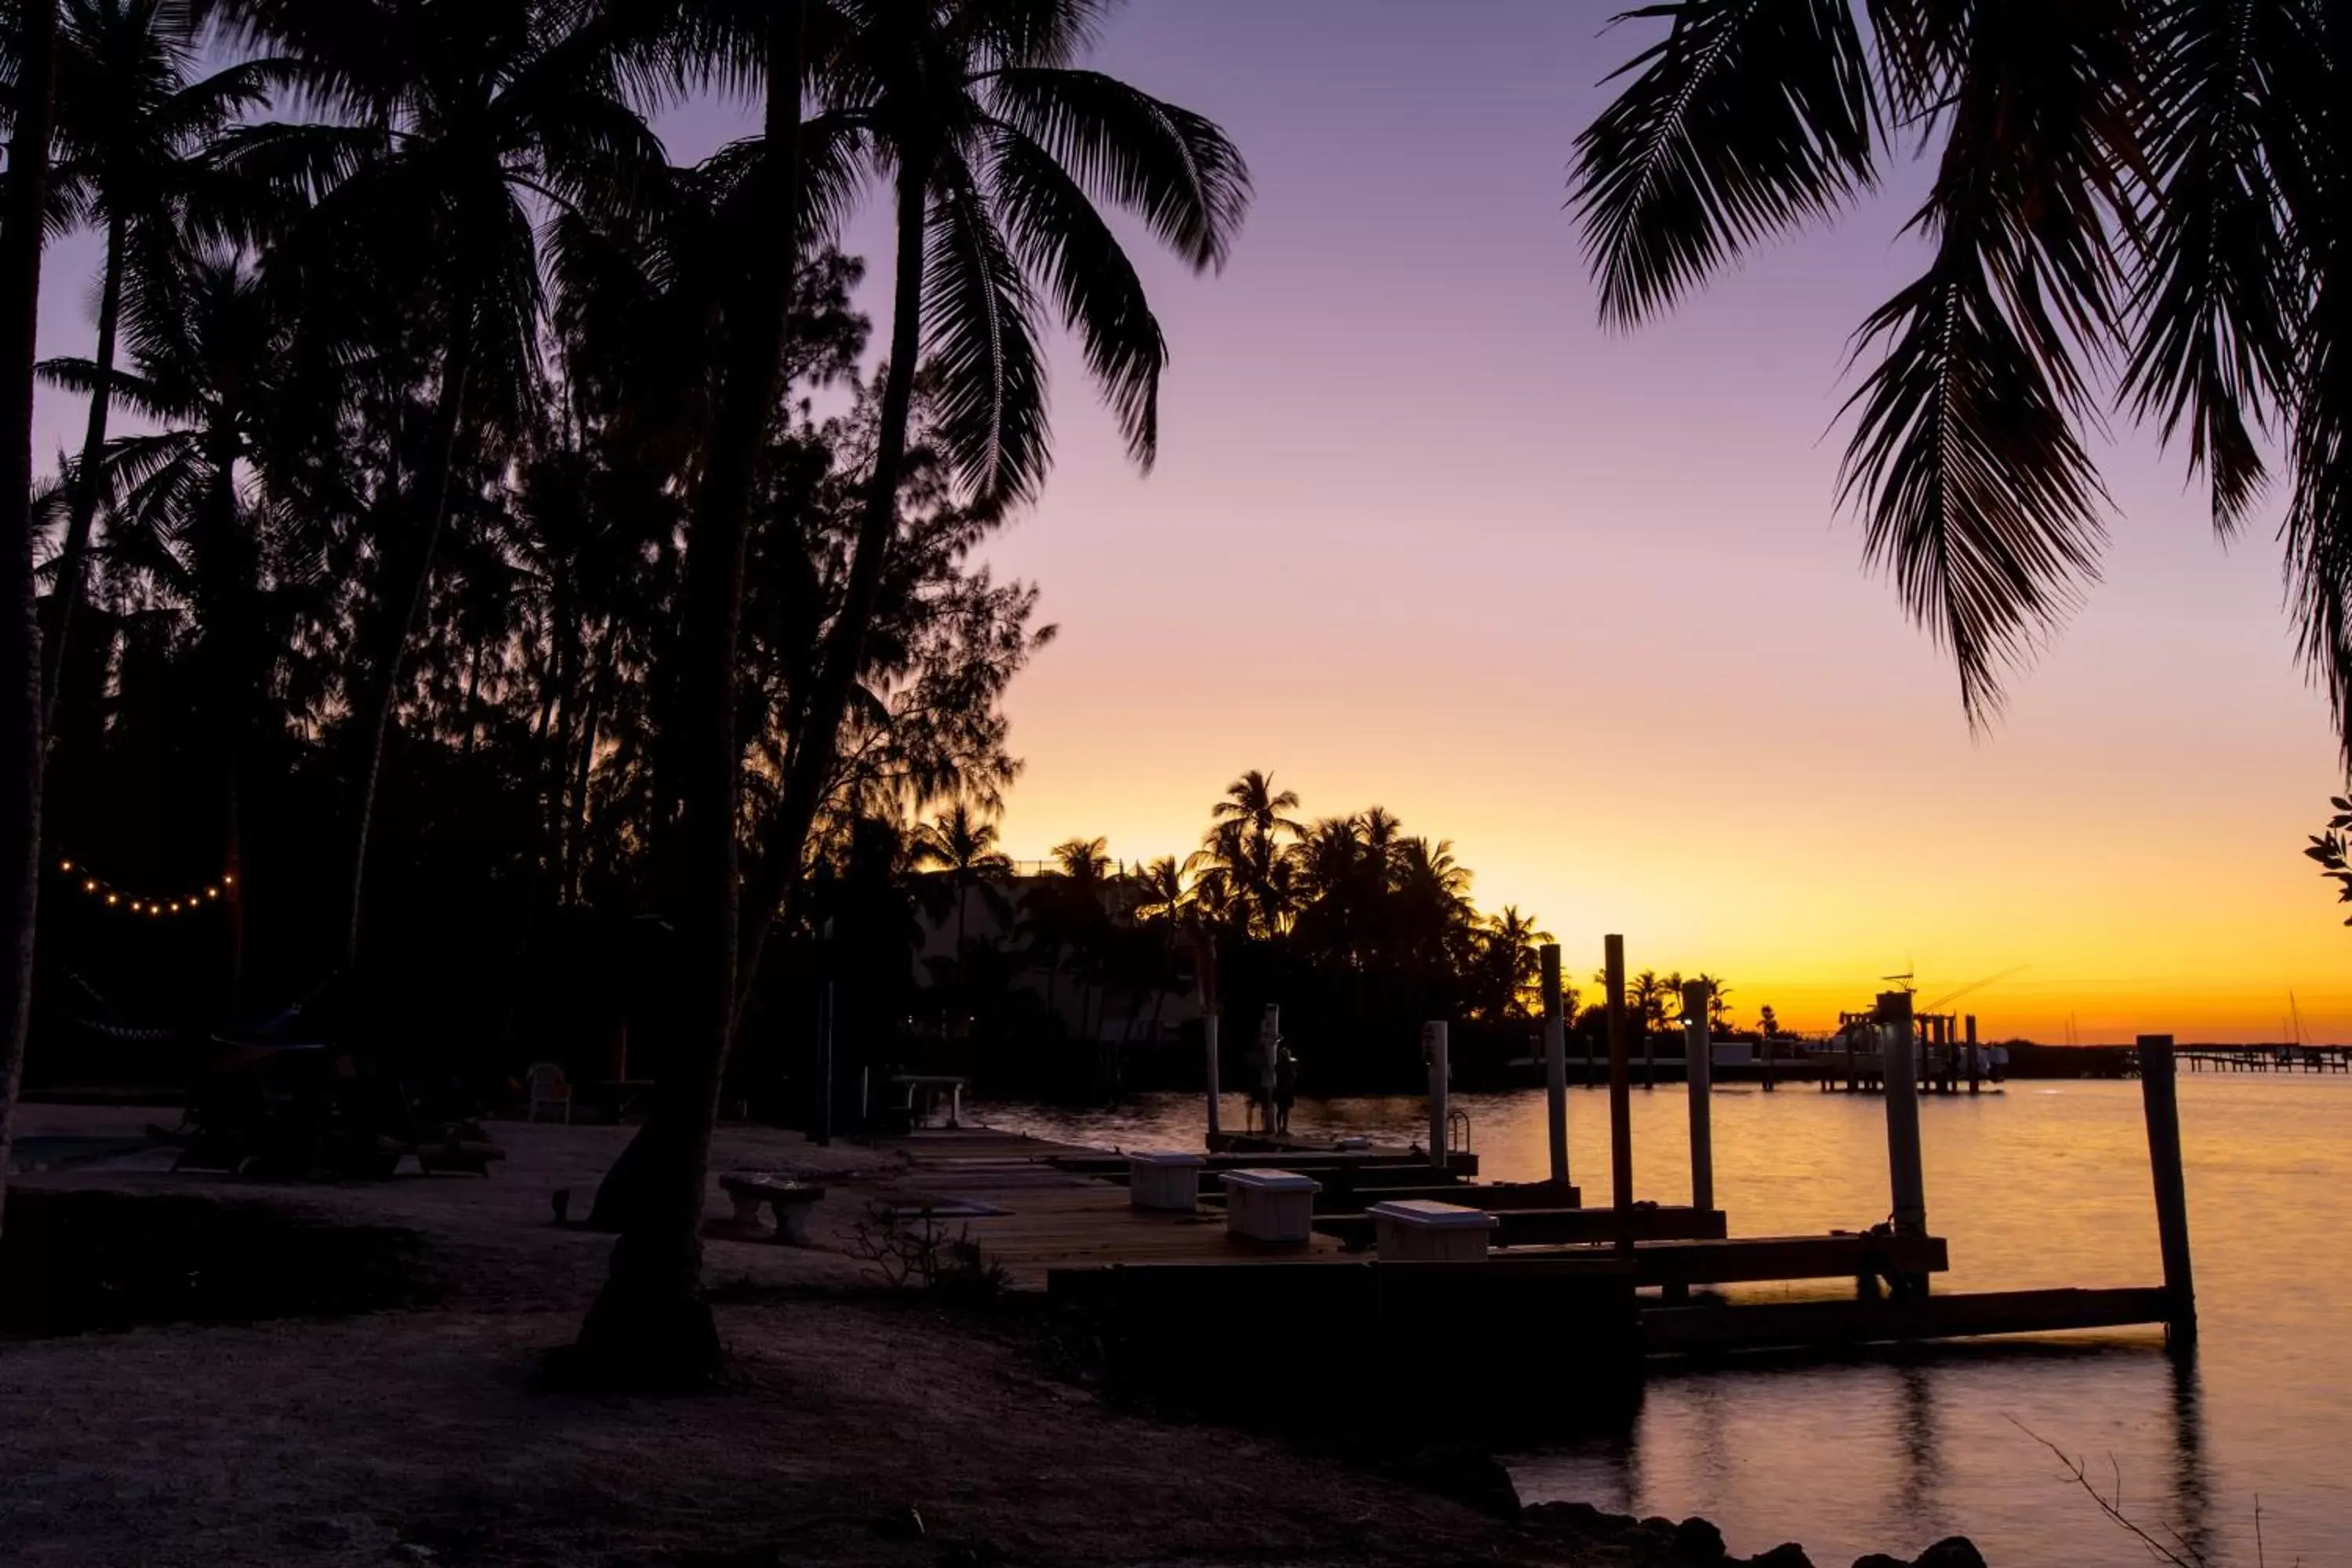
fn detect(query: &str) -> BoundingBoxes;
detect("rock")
[1853,1557,1908,1568]
[1523,1499,1639,1538]
[1913,1540,1986,1568]
[1672,1515,1728,1562]
[1744,1547,1813,1568]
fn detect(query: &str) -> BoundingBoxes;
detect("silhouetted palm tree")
[40,0,289,724]
[913,800,1012,952]
[223,0,669,971]
[752,0,1251,996]
[1573,0,2352,746]
[0,0,65,1206]
[1473,904,1553,1022]
[44,252,303,1000]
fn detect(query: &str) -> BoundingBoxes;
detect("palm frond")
[2122,0,2299,534]
[986,121,1165,469]
[1573,0,1878,327]
[985,66,1250,272]
[923,150,1048,512]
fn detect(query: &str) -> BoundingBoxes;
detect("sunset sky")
[34,2,2350,1041]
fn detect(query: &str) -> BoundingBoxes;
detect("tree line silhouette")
[0,0,1250,1384]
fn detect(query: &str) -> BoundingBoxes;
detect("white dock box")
[1219,1168,1321,1243]
[1367,1199,1497,1262]
[1127,1151,1205,1211]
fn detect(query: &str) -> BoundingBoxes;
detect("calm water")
[983,1076,2352,1565]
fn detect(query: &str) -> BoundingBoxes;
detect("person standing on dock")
[1273,1045,1300,1134]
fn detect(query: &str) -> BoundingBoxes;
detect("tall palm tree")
[1573,1,2352,747]
[744,0,1250,998]
[43,252,301,1002]
[40,0,289,727]
[220,0,669,971]
[0,0,64,1224]
[575,0,813,1385]
[1475,904,1553,1022]
[913,799,1012,951]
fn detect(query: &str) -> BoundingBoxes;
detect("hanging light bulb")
[83,879,96,893]
[206,887,220,899]
[59,859,72,873]
[107,894,120,907]
[223,873,235,885]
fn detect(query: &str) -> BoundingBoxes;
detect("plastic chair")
[526,1062,572,1124]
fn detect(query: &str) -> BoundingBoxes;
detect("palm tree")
[1475,905,1554,1022]
[746,0,1250,1000]
[1573,1,2352,750]
[221,0,669,971]
[575,0,813,1385]
[0,0,64,1220]
[39,0,288,727]
[913,800,1012,952]
[1133,852,1189,929]
[43,252,301,1002]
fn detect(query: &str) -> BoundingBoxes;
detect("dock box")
[1367,1199,1497,1261]
[1127,1151,1206,1211]
[1220,1168,1321,1243]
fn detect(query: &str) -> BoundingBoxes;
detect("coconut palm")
[913,799,1013,952]
[0,0,64,1216]
[42,252,304,1001]
[1573,0,2352,747]
[218,0,670,971]
[1473,904,1554,1022]
[749,0,1250,993]
[39,0,290,726]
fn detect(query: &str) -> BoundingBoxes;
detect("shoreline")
[1,1107,1978,1567]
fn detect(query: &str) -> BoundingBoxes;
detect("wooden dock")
[818,1000,2196,1399]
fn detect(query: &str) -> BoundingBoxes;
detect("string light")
[53,856,234,919]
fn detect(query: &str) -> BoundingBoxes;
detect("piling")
[1541,944,1570,1187]
[2138,1034,2198,1346]
[1682,979,1715,1215]
[1203,1015,1221,1140]
[1878,990,1926,1236]
[1606,936,1634,1251]
[1425,1020,1450,1172]
[1258,1005,1280,1134]
[1965,1014,1980,1094]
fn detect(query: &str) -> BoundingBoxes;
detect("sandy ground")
[0,1106,1703,1568]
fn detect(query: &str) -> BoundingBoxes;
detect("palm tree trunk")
[341,338,473,971]
[41,212,127,732]
[576,4,804,1385]
[0,0,60,1229]
[728,152,931,1024]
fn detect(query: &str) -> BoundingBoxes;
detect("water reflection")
[2166,1349,2215,1566]
[982,1083,2347,1562]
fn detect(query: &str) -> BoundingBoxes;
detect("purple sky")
[33,2,2350,1039]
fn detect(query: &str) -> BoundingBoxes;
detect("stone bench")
[718,1171,827,1244]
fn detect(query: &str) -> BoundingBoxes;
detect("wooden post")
[1424,1020,1450,1173]
[1203,1014,1221,1142]
[1965,1014,1980,1095]
[1606,936,1634,1251]
[1258,1004,1280,1138]
[1682,979,1714,1215]
[1878,990,1926,1236]
[1761,1026,1775,1092]
[2138,1034,2198,1345]
[1541,943,1569,1188]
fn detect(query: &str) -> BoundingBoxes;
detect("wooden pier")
[2182,1044,2350,1073]
[826,973,2194,1401]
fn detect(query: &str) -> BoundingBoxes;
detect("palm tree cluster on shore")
[0,0,1249,1384]
[903,771,1572,1062]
